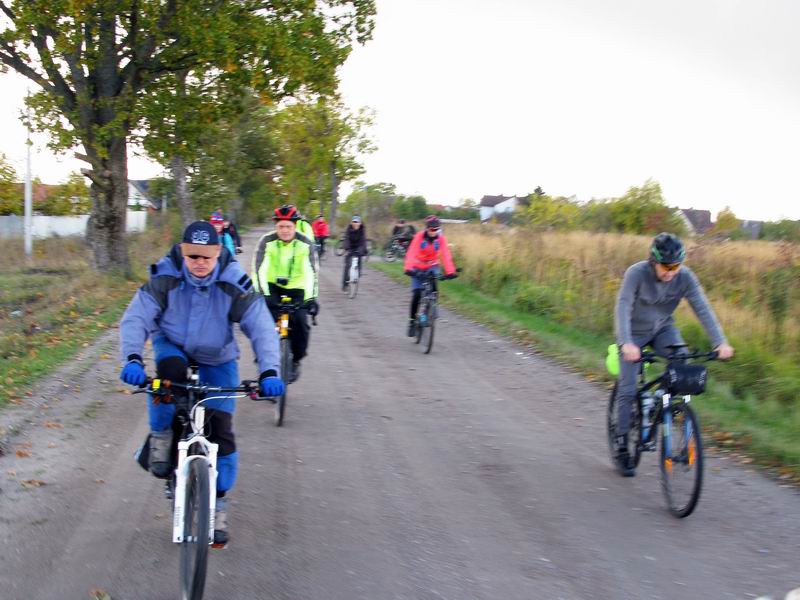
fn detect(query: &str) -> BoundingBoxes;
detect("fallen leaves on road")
[21,479,46,488]
[15,449,31,458]
[44,421,63,429]
[90,588,112,600]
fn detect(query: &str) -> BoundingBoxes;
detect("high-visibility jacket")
[251,231,318,302]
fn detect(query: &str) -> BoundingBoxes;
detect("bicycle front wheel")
[276,337,291,426]
[180,458,210,600]
[660,401,703,518]
[420,301,435,354]
[348,277,358,299]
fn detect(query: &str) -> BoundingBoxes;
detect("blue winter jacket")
[119,245,280,376]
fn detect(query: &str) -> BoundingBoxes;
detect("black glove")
[443,273,458,280]
[404,269,417,277]
[305,299,319,316]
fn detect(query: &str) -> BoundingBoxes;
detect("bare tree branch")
[0,1,15,21]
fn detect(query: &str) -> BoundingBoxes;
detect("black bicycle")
[383,238,410,262]
[607,345,718,518]
[132,373,269,600]
[410,269,458,354]
[271,279,317,425]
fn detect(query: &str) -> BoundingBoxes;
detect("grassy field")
[0,217,179,406]
[371,227,800,480]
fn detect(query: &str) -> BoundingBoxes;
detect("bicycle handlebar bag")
[665,363,707,395]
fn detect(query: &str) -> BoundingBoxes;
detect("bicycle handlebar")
[131,378,272,401]
[639,350,718,364]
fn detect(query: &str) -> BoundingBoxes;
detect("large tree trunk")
[328,162,339,235]
[85,139,130,274]
[170,154,194,225]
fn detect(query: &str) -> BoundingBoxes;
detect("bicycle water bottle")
[640,391,654,440]
[419,312,428,325]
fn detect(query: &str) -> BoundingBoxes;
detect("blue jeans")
[149,336,239,493]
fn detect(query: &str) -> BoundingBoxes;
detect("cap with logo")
[351,215,362,223]
[180,221,221,258]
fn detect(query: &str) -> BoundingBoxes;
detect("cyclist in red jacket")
[403,215,457,336]
[311,214,330,258]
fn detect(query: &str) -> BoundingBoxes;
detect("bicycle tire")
[276,337,290,426]
[606,383,643,474]
[660,401,703,518]
[180,458,210,600]
[348,278,358,299]
[414,299,425,344]
[422,300,435,354]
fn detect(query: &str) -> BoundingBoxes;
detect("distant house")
[128,180,158,210]
[678,208,713,236]
[480,194,528,222]
[739,220,763,240]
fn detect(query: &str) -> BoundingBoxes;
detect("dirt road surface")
[1,226,798,600]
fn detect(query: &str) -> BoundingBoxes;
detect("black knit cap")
[182,221,219,246]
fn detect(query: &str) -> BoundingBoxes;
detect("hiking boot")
[213,496,229,547]
[407,319,416,337]
[290,360,301,383]
[615,434,635,477]
[149,430,173,479]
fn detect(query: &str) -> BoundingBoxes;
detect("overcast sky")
[337,0,800,220]
[1,0,798,221]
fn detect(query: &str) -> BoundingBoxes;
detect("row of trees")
[335,182,479,227]
[0,0,376,272]
[0,155,91,216]
[525,180,689,236]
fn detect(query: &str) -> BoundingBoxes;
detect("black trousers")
[268,305,311,361]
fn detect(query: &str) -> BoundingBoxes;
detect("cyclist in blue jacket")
[118,221,284,546]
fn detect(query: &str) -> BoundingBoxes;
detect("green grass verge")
[371,261,800,481]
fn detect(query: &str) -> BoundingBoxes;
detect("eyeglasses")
[186,254,215,261]
[659,262,681,272]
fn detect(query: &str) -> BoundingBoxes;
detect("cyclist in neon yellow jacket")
[252,205,319,383]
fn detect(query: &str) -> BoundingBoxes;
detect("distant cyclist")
[312,214,330,258]
[342,215,368,291]
[403,215,457,336]
[391,218,416,248]
[210,214,236,257]
[613,232,734,476]
[251,205,319,383]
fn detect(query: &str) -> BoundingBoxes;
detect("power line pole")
[24,89,33,257]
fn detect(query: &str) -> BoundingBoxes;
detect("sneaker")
[407,319,416,337]
[149,430,173,478]
[290,360,301,383]
[213,497,229,547]
[615,434,635,477]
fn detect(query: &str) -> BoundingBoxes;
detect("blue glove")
[120,359,146,386]
[260,376,285,397]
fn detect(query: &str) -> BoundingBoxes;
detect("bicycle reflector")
[152,379,161,391]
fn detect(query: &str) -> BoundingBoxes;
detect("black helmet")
[650,232,685,264]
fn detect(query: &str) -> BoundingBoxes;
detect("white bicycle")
[344,251,361,299]
[133,371,268,600]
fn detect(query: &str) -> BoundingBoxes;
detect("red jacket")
[312,219,329,237]
[404,231,456,275]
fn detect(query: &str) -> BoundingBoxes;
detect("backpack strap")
[140,276,181,312]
